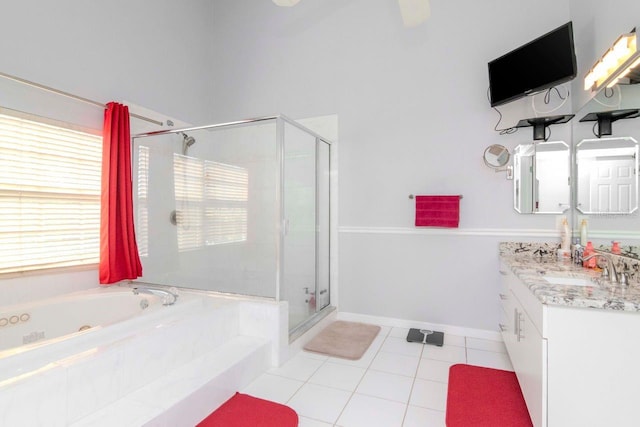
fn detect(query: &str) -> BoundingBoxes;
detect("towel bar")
[409,194,463,200]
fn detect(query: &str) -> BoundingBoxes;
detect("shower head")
[181,132,196,154]
[181,132,196,147]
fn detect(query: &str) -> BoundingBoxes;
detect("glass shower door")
[282,121,330,331]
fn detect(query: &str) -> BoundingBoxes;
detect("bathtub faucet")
[132,286,179,305]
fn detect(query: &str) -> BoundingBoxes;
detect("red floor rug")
[446,364,533,427]
[197,392,298,427]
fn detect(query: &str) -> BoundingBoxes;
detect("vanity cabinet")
[499,265,546,427]
[499,261,640,427]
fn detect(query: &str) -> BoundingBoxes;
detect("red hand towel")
[415,195,460,228]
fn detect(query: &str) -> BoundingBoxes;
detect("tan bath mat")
[303,320,381,360]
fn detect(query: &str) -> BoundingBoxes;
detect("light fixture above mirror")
[584,28,640,92]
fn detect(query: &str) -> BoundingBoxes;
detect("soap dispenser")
[583,241,596,268]
[612,241,621,254]
[580,219,588,246]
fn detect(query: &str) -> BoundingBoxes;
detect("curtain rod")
[0,71,164,126]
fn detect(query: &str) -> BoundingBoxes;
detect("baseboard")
[336,311,503,342]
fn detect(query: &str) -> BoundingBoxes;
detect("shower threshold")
[289,305,336,343]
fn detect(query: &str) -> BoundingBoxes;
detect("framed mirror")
[575,136,639,214]
[513,141,570,214]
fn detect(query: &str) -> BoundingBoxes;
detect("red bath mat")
[446,364,533,427]
[197,392,298,427]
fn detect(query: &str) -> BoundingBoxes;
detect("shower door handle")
[282,219,290,236]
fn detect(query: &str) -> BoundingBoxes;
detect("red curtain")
[99,102,143,284]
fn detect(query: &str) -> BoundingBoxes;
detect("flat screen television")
[488,21,577,108]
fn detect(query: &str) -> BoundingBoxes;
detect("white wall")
[0,0,214,126]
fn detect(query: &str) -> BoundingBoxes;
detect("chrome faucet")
[581,253,628,286]
[132,286,179,305]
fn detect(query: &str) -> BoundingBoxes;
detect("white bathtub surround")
[0,287,287,426]
[72,336,271,427]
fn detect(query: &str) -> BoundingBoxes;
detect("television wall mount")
[579,108,640,137]
[514,114,575,141]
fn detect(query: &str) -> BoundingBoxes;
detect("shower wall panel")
[133,122,279,298]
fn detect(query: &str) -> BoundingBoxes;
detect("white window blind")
[0,108,102,275]
[204,160,248,245]
[173,154,247,252]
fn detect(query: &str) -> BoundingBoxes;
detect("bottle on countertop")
[557,218,572,261]
[572,243,584,265]
[583,241,596,268]
[612,241,621,254]
[580,219,588,246]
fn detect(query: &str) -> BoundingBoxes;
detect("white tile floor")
[241,325,513,427]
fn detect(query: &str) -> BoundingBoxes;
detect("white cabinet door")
[510,295,546,427]
[500,267,547,427]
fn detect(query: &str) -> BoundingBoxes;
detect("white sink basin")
[543,276,595,287]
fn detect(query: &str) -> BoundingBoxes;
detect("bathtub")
[0,284,286,426]
[0,284,204,383]
[0,286,167,353]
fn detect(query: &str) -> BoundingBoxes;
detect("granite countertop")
[499,242,640,312]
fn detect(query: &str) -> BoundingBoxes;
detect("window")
[204,160,248,245]
[172,154,248,252]
[0,108,102,275]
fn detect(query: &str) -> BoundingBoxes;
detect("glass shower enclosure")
[131,115,331,334]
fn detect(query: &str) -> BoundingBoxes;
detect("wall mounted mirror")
[513,141,570,214]
[576,136,639,214]
[571,83,640,252]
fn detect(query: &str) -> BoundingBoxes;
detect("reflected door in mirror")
[513,141,570,214]
[576,137,639,214]
[514,144,535,213]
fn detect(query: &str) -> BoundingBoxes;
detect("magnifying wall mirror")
[513,141,570,214]
[576,136,639,214]
[483,144,510,168]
